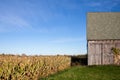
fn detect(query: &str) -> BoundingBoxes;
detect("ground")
[41,65,120,80]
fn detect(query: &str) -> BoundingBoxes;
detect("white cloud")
[84,0,120,11]
[51,37,85,43]
[0,14,32,32]
[88,2,102,7]
[0,15,30,27]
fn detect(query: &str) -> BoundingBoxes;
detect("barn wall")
[88,40,120,65]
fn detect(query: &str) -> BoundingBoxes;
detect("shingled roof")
[87,12,120,40]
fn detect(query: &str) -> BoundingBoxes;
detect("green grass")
[40,65,120,80]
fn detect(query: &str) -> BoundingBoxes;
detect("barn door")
[88,43,102,65]
[102,44,114,65]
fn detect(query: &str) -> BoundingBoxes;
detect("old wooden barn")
[87,12,120,65]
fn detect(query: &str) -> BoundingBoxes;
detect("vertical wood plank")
[88,42,102,65]
[103,43,114,65]
[88,40,120,65]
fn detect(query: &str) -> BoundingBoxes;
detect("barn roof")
[87,12,120,40]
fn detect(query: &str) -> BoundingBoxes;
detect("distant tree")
[21,53,27,56]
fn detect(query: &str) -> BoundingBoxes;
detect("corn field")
[0,55,71,80]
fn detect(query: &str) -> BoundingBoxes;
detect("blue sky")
[0,0,120,55]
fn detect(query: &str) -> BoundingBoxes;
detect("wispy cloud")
[0,15,30,27]
[87,0,119,7]
[84,0,120,11]
[51,37,85,43]
[88,2,102,7]
[0,14,32,32]
[0,0,79,33]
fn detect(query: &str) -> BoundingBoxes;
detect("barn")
[87,12,120,65]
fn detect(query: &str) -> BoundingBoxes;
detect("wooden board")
[103,43,114,65]
[88,40,120,65]
[88,43,102,65]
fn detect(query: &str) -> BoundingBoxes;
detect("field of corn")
[0,55,71,80]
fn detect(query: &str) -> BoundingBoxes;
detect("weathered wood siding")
[88,40,120,65]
